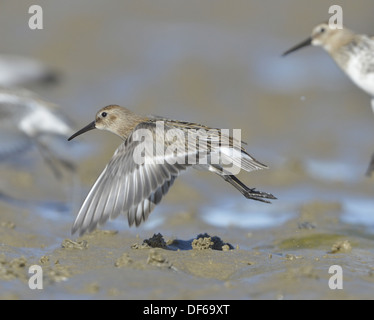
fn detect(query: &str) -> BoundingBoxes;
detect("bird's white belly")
[346,56,374,97]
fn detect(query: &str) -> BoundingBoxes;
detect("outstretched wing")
[72,124,187,236]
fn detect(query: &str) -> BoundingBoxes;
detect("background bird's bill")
[282,37,312,56]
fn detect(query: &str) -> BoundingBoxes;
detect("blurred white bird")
[0,54,58,87]
[0,87,75,178]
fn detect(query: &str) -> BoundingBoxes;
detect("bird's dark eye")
[320,27,326,33]
[101,112,107,117]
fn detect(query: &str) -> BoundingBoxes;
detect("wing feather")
[72,124,187,236]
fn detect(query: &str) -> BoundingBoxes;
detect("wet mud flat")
[1,0,374,301]
[1,195,374,300]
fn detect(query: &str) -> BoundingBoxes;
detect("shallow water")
[1,0,374,300]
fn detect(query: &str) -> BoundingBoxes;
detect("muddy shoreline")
[1,189,373,300]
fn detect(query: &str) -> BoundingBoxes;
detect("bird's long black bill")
[68,121,96,141]
[282,37,312,56]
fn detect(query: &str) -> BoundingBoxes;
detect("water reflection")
[202,196,295,229]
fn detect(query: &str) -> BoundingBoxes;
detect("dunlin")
[0,54,58,87]
[68,105,276,236]
[283,23,374,175]
[0,87,75,177]
[283,23,374,110]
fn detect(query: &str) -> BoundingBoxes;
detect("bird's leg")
[366,153,374,177]
[222,175,276,203]
[35,141,63,179]
[57,158,76,172]
[365,99,374,177]
[35,136,76,179]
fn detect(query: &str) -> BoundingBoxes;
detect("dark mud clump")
[192,233,234,251]
[133,233,234,251]
[142,233,168,249]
